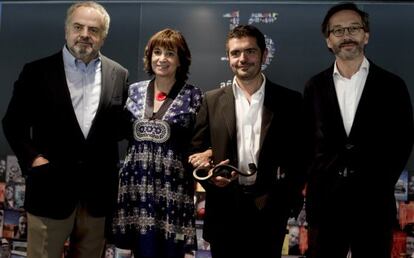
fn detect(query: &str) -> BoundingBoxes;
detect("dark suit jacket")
[2,51,128,219]
[304,61,414,225]
[191,79,306,241]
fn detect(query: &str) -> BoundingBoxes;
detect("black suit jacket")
[191,79,306,241]
[304,61,414,225]
[2,51,128,219]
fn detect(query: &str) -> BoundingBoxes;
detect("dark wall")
[1,1,413,168]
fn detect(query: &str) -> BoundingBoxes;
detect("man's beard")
[74,45,94,60]
[235,61,262,81]
[332,40,364,60]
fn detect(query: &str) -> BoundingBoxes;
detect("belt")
[337,167,355,178]
[239,184,257,195]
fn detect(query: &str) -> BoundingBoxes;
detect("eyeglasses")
[329,26,364,37]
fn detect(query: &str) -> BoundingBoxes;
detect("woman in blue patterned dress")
[112,28,203,258]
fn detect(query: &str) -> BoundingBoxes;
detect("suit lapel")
[260,82,274,150]
[53,54,73,111]
[86,55,115,139]
[348,62,375,139]
[51,52,85,140]
[220,86,237,142]
[325,68,348,139]
[96,55,115,115]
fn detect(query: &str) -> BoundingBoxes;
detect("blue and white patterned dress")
[112,80,203,258]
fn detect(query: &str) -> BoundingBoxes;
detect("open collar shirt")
[232,74,266,185]
[63,45,102,138]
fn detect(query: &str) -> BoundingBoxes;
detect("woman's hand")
[188,149,212,168]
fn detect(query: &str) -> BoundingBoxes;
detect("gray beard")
[71,46,97,63]
[334,45,364,61]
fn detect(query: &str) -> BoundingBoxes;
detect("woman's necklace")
[156,91,167,101]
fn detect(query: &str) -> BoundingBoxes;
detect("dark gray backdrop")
[1,1,413,169]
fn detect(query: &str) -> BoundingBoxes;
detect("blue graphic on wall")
[222,10,278,71]
[219,10,278,88]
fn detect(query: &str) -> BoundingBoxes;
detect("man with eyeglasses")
[304,3,414,258]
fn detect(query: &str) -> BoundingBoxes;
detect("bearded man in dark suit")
[190,24,306,258]
[2,2,128,257]
[304,3,414,258]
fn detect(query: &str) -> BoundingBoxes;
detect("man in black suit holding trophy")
[190,24,306,258]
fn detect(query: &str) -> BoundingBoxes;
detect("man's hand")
[31,156,49,167]
[210,159,238,187]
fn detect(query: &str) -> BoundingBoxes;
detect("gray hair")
[65,1,110,38]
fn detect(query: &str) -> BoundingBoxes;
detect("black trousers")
[307,195,393,258]
[208,196,288,258]
[307,176,395,258]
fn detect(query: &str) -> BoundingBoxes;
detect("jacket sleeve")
[2,63,40,171]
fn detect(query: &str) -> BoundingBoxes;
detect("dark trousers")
[307,175,396,258]
[307,214,392,258]
[210,231,285,258]
[208,195,288,258]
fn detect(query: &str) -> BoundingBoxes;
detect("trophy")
[193,162,257,181]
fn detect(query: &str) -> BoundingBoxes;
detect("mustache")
[76,37,92,45]
[339,40,358,47]
[237,62,254,68]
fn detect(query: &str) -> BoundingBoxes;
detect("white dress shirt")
[333,57,369,136]
[63,46,102,138]
[232,74,266,185]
